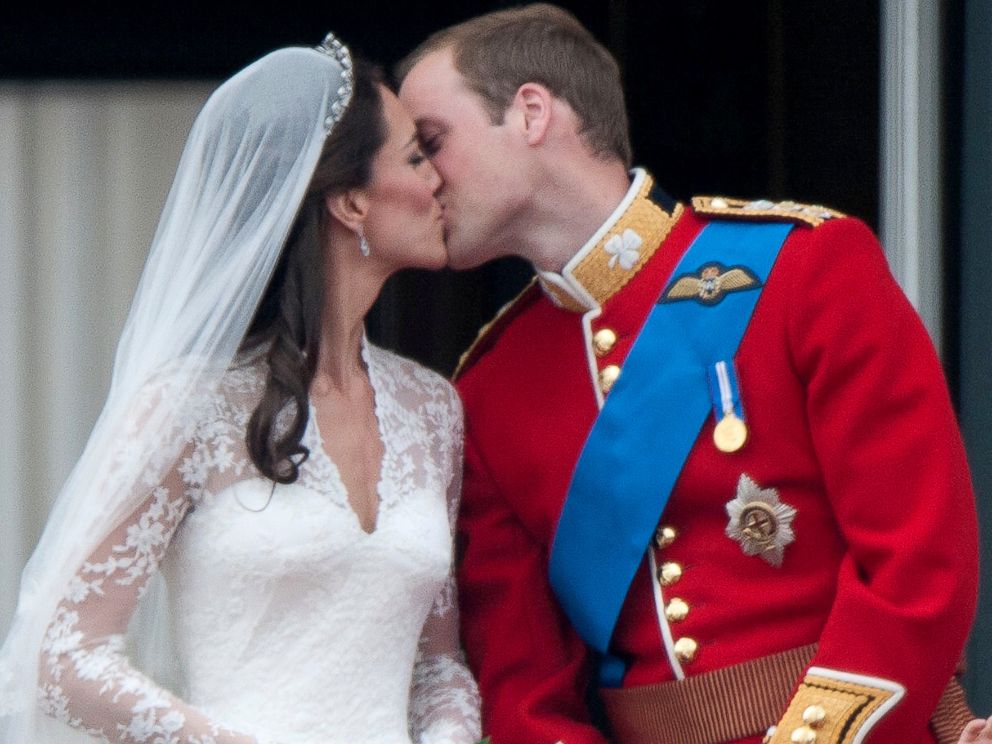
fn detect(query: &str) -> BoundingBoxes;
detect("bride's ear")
[325,188,370,232]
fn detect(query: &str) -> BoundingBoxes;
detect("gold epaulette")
[693,196,845,228]
[453,278,541,381]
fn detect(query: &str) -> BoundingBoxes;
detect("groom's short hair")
[396,3,632,167]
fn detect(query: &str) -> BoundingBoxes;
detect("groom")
[398,5,979,743]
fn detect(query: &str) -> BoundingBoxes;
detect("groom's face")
[400,48,526,270]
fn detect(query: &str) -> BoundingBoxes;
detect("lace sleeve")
[409,384,481,744]
[37,446,263,744]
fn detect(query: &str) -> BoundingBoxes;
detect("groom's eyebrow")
[413,116,441,129]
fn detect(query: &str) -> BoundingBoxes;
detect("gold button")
[665,597,689,622]
[654,525,677,549]
[599,365,621,394]
[592,328,618,356]
[790,726,817,744]
[657,561,683,587]
[673,637,697,663]
[802,705,827,728]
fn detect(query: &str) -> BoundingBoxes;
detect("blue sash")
[548,221,793,685]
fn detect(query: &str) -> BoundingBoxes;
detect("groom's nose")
[425,160,442,195]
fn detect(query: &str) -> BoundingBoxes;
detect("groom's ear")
[512,82,553,146]
[325,188,370,232]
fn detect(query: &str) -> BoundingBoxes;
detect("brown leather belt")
[600,644,973,744]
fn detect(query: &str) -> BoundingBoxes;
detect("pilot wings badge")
[661,262,760,305]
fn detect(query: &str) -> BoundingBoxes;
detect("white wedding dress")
[36,340,481,744]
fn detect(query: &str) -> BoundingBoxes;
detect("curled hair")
[239,58,386,483]
[397,3,631,166]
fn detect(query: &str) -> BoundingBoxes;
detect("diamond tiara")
[315,32,355,132]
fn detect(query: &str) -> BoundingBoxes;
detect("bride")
[0,33,480,744]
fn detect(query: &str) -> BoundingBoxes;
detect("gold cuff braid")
[764,672,902,744]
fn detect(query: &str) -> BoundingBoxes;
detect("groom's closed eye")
[415,122,446,156]
[420,136,441,155]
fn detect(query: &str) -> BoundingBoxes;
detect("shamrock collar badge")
[604,228,643,270]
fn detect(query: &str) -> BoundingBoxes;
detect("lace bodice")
[38,341,481,744]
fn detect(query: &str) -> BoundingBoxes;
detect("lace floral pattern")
[38,340,480,744]
[409,651,481,744]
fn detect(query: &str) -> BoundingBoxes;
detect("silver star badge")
[725,474,797,567]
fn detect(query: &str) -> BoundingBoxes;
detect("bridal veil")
[0,34,354,743]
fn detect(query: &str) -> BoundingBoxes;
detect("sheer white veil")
[0,33,354,743]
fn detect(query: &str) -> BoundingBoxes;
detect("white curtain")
[0,82,213,638]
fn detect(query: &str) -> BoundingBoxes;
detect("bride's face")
[361,87,447,270]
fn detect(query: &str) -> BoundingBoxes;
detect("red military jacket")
[455,170,978,744]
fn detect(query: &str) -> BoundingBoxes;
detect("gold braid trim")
[538,279,588,313]
[567,199,682,307]
[765,670,903,744]
[537,173,683,311]
[693,196,845,228]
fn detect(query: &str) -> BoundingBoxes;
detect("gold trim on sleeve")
[766,669,904,744]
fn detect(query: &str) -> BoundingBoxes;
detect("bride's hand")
[960,718,992,744]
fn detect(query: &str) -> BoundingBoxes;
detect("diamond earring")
[356,225,370,257]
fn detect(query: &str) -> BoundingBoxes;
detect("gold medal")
[713,412,748,453]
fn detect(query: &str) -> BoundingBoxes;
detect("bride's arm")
[38,442,264,744]
[409,577,482,744]
[409,384,481,744]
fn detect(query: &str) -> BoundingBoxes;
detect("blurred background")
[1,0,989,712]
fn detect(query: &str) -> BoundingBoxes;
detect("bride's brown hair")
[239,57,386,483]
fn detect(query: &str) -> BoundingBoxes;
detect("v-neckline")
[308,336,387,536]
